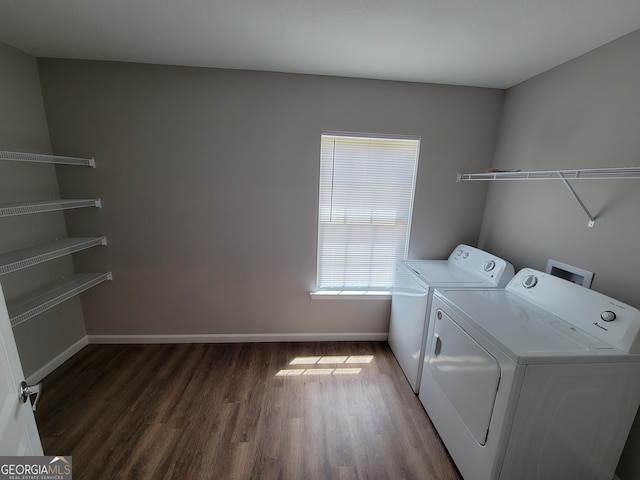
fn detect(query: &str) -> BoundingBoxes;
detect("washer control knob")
[601,311,617,322]
[437,310,442,320]
[462,252,469,259]
[484,260,496,272]
[456,249,463,256]
[522,274,538,289]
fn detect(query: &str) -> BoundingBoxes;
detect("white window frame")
[312,131,420,298]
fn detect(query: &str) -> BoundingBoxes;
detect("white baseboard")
[88,332,388,344]
[26,336,89,384]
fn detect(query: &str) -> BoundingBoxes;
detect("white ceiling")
[1,0,639,89]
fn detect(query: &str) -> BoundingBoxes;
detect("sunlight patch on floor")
[275,355,373,376]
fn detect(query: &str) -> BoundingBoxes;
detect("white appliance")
[419,268,640,480]
[388,244,514,393]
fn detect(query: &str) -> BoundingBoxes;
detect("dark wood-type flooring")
[35,342,461,479]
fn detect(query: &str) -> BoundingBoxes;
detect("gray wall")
[38,60,504,338]
[477,29,640,478]
[479,29,640,304]
[0,42,87,378]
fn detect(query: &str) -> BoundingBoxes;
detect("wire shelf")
[0,237,107,275]
[0,150,95,167]
[457,167,640,182]
[0,198,101,217]
[7,273,112,327]
[456,166,640,227]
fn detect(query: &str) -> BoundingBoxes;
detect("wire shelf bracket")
[557,172,595,227]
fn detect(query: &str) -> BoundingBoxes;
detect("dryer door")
[427,308,501,445]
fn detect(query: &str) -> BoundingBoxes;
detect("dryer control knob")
[484,260,496,272]
[601,311,616,322]
[522,274,538,289]
[462,252,469,259]
[456,249,463,256]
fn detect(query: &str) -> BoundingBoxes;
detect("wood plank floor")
[35,342,461,480]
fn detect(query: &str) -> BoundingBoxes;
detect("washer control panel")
[448,244,514,287]
[508,268,640,354]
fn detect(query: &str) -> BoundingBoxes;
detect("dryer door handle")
[433,333,442,357]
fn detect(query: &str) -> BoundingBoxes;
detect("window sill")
[309,291,391,300]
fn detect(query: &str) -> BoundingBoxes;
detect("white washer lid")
[434,288,638,364]
[401,260,489,288]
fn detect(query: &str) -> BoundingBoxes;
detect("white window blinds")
[316,132,420,291]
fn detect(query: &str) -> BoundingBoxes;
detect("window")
[315,132,420,293]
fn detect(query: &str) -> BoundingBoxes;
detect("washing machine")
[388,244,514,393]
[418,268,640,480]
